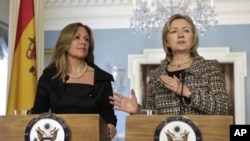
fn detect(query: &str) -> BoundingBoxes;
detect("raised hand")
[109,89,138,114]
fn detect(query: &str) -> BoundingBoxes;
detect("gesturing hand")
[109,89,138,114]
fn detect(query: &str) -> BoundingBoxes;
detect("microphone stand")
[179,71,186,115]
[62,75,69,96]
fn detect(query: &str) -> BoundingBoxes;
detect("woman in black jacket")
[31,22,117,140]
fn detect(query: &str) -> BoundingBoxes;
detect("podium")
[126,115,233,141]
[0,114,109,141]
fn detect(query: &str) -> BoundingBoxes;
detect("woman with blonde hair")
[110,14,232,115]
[31,22,117,140]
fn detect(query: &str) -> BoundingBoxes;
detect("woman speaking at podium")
[109,14,232,116]
[30,22,117,140]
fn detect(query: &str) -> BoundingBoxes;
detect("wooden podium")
[126,115,233,141]
[0,114,109,141]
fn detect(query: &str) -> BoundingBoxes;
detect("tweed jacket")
[145,56,232,115]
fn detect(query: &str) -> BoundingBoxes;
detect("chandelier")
[130,0,218,38]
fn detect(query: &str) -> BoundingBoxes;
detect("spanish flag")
[6,0,37,115]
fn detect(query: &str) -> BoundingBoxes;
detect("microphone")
[180,71,186,82]
[58,75,69,98]
[64,75,69,83]
[179,70,187,115]
[62,75,69,91]
[89,87,95,97]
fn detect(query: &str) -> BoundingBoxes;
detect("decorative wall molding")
[128,47,247,124]
[44,0,250,30]
[44,0,131,7]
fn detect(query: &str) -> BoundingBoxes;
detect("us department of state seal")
[154,116,202,141]
[25,113,70,141]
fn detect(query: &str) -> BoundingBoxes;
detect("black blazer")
[30,63,117,126]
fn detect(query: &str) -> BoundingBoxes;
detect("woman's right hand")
[109,89,138,114]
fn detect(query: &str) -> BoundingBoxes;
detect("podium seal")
[25,113,70,141]
[154,116,202,141]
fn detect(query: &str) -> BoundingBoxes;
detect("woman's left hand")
[107,123,116,140]
[109,89,138,114]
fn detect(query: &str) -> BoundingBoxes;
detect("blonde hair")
[162,14,199,63]
[48,22,95,79]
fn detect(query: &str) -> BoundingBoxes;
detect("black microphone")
[57,75,69,99]
[179,70,187,115]
[89,87,95,98]
[180,71,186,82]
[64,75,69,83]
[62,75,69,91]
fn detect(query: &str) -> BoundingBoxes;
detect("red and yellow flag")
[6,0,37,115]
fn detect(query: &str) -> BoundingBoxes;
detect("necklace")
[67,63,88,79]
[170,58,193,68]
